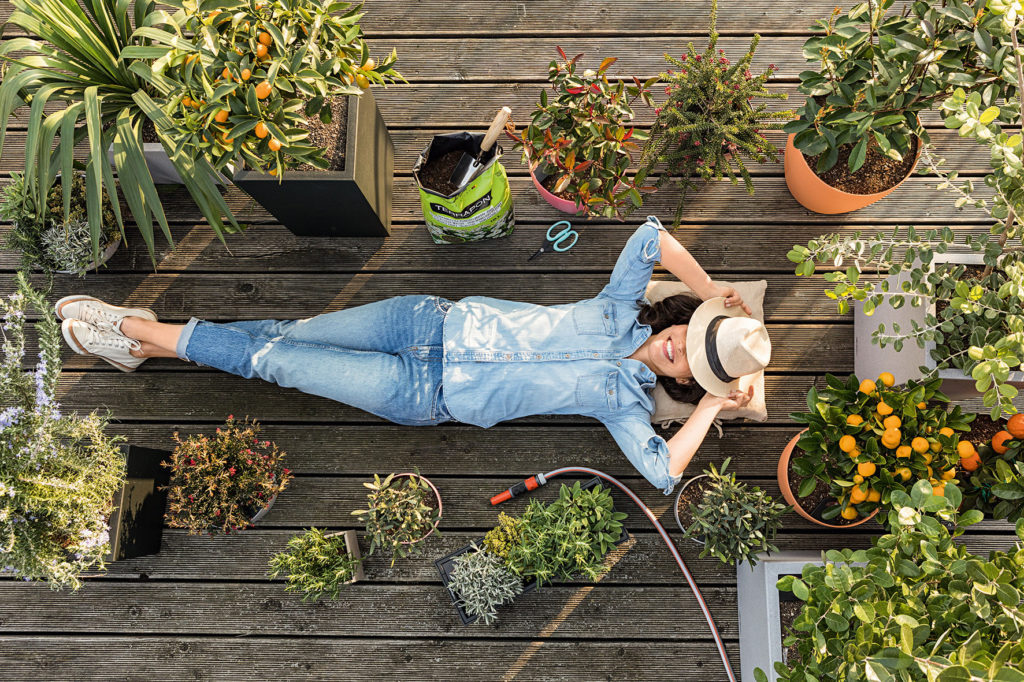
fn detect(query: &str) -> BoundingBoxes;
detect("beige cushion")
[644,279,768,427]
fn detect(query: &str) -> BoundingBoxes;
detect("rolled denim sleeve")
[598,216,666,304]
[601,414,681,495]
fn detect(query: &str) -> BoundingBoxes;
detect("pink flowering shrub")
[163,416,291,535]
[634,0,791,226]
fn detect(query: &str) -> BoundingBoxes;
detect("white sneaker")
[54,296,157,334]
[62,319,146,372]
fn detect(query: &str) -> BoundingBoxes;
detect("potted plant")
[782,0,1009,214]
[443,543,523,626]
[676,458,788,566]
[784,373,973,528]
[756,484,1024,682]
[148,0,403,237]
[351,470,441,566]
[1,172,121,276]
[268,527,364,601]
[0,0,242,265]
[505,48,654,219]
[633,0,790,226]
[0,273,127,589]
[162,416,292,535]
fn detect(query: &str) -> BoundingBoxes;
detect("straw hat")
[685,297,772,397]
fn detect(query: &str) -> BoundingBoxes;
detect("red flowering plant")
[506,47,656,219]
[634,0,790,227]
[163,416,292,535]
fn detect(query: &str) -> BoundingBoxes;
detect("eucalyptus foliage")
[0,0,238,264]
[268,527,361,602]
[757,483,1024,682]
[0,272,125,589]
[681,458,787,566]
[447,544,522,625]
[784,0,1012,173]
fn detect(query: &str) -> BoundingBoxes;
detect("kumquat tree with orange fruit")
[790,373,974,524]
[128,0,403,178]
[962,413,1024,523]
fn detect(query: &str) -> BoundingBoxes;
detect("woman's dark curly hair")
[636,293,707,404]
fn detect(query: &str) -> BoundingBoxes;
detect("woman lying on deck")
[56,216,769,493]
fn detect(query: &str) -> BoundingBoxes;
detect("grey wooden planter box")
[853,269,928,386]
[233,90,394,237]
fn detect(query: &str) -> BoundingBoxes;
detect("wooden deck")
[2,1,1022,679]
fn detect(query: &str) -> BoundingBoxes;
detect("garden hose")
[491,467,738,682]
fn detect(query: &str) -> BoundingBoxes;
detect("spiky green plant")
[634,0,790,227]
[0,0,240,265]
[447,544,522,625]
[268,528,361,602]
[0,272,125,589]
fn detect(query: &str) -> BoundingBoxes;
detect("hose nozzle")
[490,474,546,505]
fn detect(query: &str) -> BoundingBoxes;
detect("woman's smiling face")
[637,324,692,381]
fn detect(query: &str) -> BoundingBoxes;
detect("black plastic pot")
[233,90,394,237]
[436,477,631,625]
[105,445,171,562]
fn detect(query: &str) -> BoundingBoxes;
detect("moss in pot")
[677,458,788,567]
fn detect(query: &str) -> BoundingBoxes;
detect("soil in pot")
[541,172,577,202]
[778,596,803,665]
[141,118,159,144]
[805,135,918,195]
[787,452,863,527]
[675,477,713,536]
[966,413,1003,450]
[418,149,466,196]
[296,96,348,172]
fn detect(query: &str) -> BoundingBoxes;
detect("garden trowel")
[449,106,512,189]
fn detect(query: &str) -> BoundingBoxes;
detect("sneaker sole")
[54,295,157,323]
[62,320,142,373]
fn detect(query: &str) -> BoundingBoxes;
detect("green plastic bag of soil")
[413,132,515,244]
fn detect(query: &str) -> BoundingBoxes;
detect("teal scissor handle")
[547,220,578,252]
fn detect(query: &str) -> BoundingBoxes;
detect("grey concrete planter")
[853,269,928,386]
[233,90,394,237]
[108,142,229,184]
[736,551,822,681]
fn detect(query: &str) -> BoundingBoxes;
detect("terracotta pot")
[777,431,879,529]
[784,134,920,214]
[393,472,443,545]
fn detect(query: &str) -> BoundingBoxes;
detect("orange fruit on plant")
[956,440,975,458]
[859,379,877,394]
[241,68,252,81]
[853,474,864,484]
[840,506,858,521]
[993,431,1014,454]
[850,486,868,504]
[361,57,376,71]
[848,448,861,460]
[222,67,232,80]
[256,43,269,58]
[182,96,193,107]
[939,427,954,438]
[268,167,277,176]
[857,461,876,477]
[941,469,956,481]
[254,121,269,139]
[895,467,911,481]
[1008,414,1024,439]
[883,415,901,430]
[866,488,881,503]
[846,414,864,426]
[268,137,282,151]
[839,435,856,453]
[922,452,934,465]
[960,451,982,472]
[214,109,230,123]
[877,401,894,416]
[354,73,370,89]
[917,402,927,410]
[255,81,272,99]
[221,131,233,144]
[878,372,895,387]
[932,482,946,496]
[911,437,930,454]
[258,31,273,46]
[896,445,912,458]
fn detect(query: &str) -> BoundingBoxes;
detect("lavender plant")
[447,544,522,625]
[0,272,125,589]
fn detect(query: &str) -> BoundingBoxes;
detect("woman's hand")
[699,385,754,412]
[714,285,752,315]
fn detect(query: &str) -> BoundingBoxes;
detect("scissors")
[528,220,578,261]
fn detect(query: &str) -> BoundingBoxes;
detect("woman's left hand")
[700,385,754,411]
[715,286,752,315]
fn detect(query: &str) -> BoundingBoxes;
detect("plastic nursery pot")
[530,166,581,214]
[324,529,367,583]
[247,491,279,525]
[55,237,121,275]
[673,474,709,544]
[783,134,921,215]
[777,431,879,529]
[393,472,443,545]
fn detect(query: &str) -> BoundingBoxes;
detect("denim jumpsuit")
[177,217,680,493]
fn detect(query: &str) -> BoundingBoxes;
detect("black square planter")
[105,445,171,562]
[233,90,394,237]
[436,477,631,625]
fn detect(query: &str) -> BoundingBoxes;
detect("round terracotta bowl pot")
[783,134,921,215]
[778,430,880,529]
[394,472,443,546]
[530,167,581,214]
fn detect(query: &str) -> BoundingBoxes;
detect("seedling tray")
[436,477,631,625]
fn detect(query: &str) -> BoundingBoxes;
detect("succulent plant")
[268,527,361,602]
[351,470,440,566]
[447,544,523,625]
[681,458,787,566]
